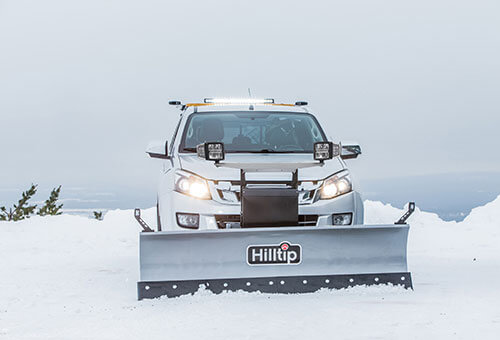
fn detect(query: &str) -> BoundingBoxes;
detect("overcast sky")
[0,0,499,200]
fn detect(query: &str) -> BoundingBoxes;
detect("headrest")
[197,118,224,142]
[232,135,252,146]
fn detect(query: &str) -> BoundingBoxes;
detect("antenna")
[247,88,254,110]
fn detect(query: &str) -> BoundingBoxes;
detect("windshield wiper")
[242,149,296,153]
[184,147,298,153]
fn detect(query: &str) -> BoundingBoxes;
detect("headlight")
[320,170,352,200]
[174,170,211,200]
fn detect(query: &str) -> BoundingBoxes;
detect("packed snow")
[1,198,499,339]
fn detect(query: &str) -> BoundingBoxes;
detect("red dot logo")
[281,243,289,251]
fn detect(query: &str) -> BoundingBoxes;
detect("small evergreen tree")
[37,186,63,216]
[0,184,38,221]
[0,206,12,221]
[93,211,103,220]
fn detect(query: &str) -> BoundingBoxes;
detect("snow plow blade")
[138,224,411,299]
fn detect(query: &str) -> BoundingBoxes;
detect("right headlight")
[174,170,211,200]
[320,170,352,200]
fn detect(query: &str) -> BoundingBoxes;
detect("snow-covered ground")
[1,198,499,339]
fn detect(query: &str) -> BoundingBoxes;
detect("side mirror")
[341,143,362,160]
[146,140,169,159]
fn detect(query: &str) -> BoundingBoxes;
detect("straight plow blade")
[138,224,411,299]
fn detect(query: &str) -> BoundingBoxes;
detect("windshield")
[179,111,327,153]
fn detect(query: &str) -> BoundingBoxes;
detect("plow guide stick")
[138,224,411,299]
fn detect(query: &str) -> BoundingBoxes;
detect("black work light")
[314,142,340,161]
[203,142,225,162]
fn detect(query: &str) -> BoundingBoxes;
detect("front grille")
[214,214,240,229]
[298,214,319,226]
[211,181,322,205]
[215,214,318,229]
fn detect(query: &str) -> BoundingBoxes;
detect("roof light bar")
[203,98,275,105]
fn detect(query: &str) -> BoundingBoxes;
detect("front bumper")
[160,190,363,231]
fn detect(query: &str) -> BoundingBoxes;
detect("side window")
[169,116,183,156]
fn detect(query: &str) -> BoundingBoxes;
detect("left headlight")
[320,170,352,200]
[174,170,211,200]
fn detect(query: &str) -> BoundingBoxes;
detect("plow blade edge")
[138,224,411,299]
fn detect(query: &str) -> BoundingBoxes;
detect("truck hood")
[178,153,345,181]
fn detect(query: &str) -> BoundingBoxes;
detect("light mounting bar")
[197,142,339,170]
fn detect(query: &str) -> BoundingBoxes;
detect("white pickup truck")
[146,98,363,231]
[137,98,414,300]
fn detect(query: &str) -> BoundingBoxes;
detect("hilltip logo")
[247,241,302,265]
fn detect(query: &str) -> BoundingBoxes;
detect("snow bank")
[1,198,499,339]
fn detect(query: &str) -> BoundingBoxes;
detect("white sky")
[0,0,499,192]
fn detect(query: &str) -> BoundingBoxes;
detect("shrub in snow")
[0,184,38,221]
[1,184,64,221]
[37,186,63,216]
[93,211,104,220]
